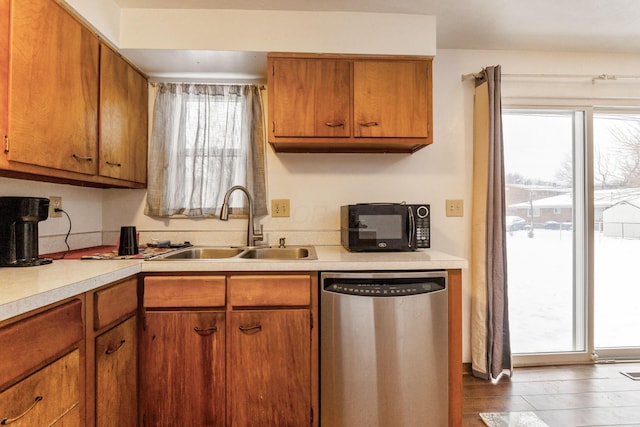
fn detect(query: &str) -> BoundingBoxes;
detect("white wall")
[0,177,104,253]
[119,10,436,56]
[62,0,121,46]
[4,48,640,362]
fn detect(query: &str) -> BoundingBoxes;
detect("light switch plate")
[271,199,290,217]
[446,199,464,217]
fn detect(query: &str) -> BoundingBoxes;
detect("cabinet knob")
[105,339,126,355]
[194,326,218,336]
[239,324,262,335]
[72,153,93,161]
[325,122,345,128]
[106,160,122,167]
[359,121,379,127]
[1,395,43,424]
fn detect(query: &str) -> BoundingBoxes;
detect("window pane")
[594,113,640,349]
[504,110,584,354]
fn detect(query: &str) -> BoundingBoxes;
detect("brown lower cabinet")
[0,298,84,426]
[0,268,458,426]
[228,310,311,427]
[141,273,318,427]
[86,276,139,427]
[142,310,226,426]
[95,316,137,427]
[0,350,81,426]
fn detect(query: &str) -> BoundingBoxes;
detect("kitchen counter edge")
[0,247,467,322]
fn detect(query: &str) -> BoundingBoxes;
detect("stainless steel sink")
[150,247,245,260]
[148,246,317,261]
[240,247,316,260]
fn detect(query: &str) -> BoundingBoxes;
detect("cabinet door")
[0,0,8,141]
[354,60,430,138]
[99,45,147,184]
[271,58,350,138]
[229,310,311,427]
[95,316,137,427]
[127,62,148,184]
[141,311,225,427]
[0,350,80,426]
[8,0,99,174]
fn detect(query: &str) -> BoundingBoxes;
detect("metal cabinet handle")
[1,396,43,425]
[325,122,345,127]
[239,324,262,335]
[194,326,218,336]
[72,154,93,161]
[105,339,126,355]
[359,121,379,127]
[105,160,122,167]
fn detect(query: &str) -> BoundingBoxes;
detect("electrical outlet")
[49,196,62,218]
[271,199,290,217]
[446,199,464,217]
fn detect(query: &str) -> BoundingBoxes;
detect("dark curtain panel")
[471,65,512,382]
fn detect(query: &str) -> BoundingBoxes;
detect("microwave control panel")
[413,204,430,248]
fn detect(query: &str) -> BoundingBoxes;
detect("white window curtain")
[145,83,267,217]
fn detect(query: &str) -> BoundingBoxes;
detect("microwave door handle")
[408,206,415,248]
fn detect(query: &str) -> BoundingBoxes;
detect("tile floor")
[463,362,640,426]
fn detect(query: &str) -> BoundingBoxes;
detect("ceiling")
[112,0,640,81]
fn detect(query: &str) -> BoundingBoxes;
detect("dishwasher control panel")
[322,271,447,297]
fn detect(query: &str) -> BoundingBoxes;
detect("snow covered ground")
[507,228,640,354]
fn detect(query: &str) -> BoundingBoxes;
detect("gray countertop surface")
[0,246,467,322]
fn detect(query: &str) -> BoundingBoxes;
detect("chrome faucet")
[219,185,264,248]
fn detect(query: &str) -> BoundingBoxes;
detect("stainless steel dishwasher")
[320,270,448,427]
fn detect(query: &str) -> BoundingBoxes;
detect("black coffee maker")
[0,197,53,267]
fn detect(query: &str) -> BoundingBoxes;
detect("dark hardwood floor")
[463,362,640,426]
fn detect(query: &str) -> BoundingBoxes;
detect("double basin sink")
[148,245,317,261]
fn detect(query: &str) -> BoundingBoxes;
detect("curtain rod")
[150,82,266,90]
[461,72,640,83]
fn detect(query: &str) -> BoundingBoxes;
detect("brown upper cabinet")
[0,0,148,188]
[99,45,148,185]
[6,0,99,176]
[268,53,433,153]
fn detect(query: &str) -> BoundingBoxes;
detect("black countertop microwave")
[340,203,430,252]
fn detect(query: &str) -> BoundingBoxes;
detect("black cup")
[118,226,139,256]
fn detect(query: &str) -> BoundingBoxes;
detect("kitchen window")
[504,105,640,365]
[145,83,266,218]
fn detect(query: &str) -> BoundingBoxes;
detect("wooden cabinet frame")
[0,267,460,426]
[85,276,138,427]
[0,0,148,188]
[268,52,433,153]
[0,296,85,424]
[141,272,319,427]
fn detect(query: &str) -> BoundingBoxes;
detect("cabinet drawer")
[0,349,80,425]
[0,299,83,389]
[94,277,137,330]
[144,276,226,308]
[229,275,311,307]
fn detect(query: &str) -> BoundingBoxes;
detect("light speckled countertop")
[0,246,467,322]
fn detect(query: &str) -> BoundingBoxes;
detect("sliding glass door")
[593,112,640,359]
[504,107,640,363]
[503,109,589,363]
